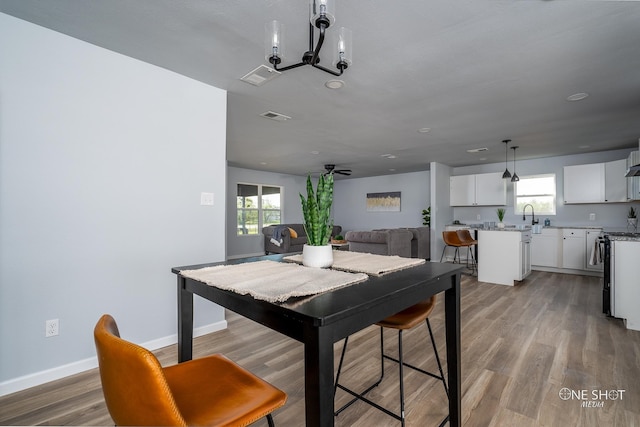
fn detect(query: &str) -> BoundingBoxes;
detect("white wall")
[430,162,454,261]
[451,148,636,228]
[0,14,227,394]
[226,167,307,258]
[333,171,430,233]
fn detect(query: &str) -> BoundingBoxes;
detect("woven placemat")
[179,260,369,303]
[284,250,425,276]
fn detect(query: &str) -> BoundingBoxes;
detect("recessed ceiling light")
[417,128,431,133]
[466,147,488,153]
[389,168,396,172]
[380,154,397,159]
[311,151,320,155]
[260,162,268,165]
[566,92,589,101]
[479,157,487,161]
[325,80,345,89]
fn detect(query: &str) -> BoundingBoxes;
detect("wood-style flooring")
[1,270,639,426]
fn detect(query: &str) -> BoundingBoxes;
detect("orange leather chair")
[334,296,448,425]
[456,229,478,274]
[94,314,287,427]
[440,230,465,264]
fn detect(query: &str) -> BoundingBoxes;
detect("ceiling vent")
[466,147,488,153]
[240,65,281,86]
[260,111,291,121]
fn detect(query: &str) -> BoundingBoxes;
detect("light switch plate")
[589,213,596,221]
[200,192,214,206]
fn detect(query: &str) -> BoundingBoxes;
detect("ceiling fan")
[324,164,351,176]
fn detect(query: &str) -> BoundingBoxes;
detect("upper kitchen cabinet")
[450,172,506,206]
[605,159,628,203]
[564,159,627,204]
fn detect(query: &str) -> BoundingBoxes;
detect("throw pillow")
[288,227,298,238]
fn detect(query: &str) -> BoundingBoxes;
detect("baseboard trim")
[0,319,227,397]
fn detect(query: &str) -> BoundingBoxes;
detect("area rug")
[179,260,369,303]
[284,250,425,276]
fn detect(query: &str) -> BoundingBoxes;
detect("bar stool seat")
[334,296,449,426]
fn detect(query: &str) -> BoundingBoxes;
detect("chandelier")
[265,0,352,76]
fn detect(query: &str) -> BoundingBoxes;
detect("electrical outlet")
[589,213,596,221]
[46,319,59,337]
[476,214,481,221]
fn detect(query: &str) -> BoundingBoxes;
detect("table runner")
[179,260,369,303]
[284,250,425,276]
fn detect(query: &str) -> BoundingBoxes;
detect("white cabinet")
[605,159,627,202]
[564,159,628,204]
[478,230,531,286]
[449,175,476,206]
[562,228,586,270]
[450,172,506,206]
[585,229,604,272]
[627,151,640,201]
[531,228,561,268]
[612,240,640,331]
[520,238,532,280]
[563,163,605,204]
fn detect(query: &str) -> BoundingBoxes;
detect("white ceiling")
[2,0,640,178]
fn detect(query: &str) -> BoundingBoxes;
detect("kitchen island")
[478,228,532,286]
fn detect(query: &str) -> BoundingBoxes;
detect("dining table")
[172,253,463,427]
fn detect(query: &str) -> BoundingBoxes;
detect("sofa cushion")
[288,227,298,238]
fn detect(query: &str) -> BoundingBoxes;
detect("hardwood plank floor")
[1,270,639,426]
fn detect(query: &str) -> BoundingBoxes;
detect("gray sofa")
[263,224,342,255]
[345,227,430,259]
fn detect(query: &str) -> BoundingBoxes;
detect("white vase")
[302,244,334,268]
[497,222,505,229]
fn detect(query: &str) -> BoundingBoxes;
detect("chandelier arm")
[312,63,343,76]
[310,24,327,66]
[273,61,308,72]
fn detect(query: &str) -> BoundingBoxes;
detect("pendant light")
[510,146,520,182]
[501,139,512,179]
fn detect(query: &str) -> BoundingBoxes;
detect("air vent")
[240,65,281,86]
[466,147,488,153]
[260,111,291,121]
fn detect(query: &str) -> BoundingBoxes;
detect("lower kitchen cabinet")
[562,229,586,270]
[531,227,603,274]
[478,229,532,286]
[531,228,561,268]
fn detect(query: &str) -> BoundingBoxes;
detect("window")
[514,174,556,215]
[236,183,282,235]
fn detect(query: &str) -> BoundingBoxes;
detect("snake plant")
[300,172,334,246]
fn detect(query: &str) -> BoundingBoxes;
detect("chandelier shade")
[501,139,512,179]
[265,0,351,77]
[510,146,520,182]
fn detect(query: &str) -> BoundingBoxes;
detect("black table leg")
[445,272,462,427]
[304,324,335,427]
[177,275,193,363]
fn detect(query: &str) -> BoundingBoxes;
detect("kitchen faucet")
[523,204,539,225]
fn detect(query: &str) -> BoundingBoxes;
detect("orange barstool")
[94,314,287,427]
[456,229,478,274]
[440,230,465,264]
[334,296,448,426]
